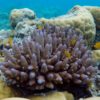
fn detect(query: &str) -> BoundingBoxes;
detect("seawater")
[0,0,100,29]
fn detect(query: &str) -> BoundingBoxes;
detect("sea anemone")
[0,25,95,92]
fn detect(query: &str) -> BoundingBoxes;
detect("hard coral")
[0,25,95,92]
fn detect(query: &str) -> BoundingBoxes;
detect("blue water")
[0,0,100,29]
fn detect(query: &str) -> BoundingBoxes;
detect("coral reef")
[84,6,100,30]
[0,25,95,93]
[40,6,96,44]
[0,5,99,100]
[10,8,36,28]
[84,6,100,43]
[10,6,97,46]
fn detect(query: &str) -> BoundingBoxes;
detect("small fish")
[64,50,71,58]
[3,37,13,48]
[70,38,76,46]
[37,24,43,30]
[8,37,13,46]
[93,42,100,49]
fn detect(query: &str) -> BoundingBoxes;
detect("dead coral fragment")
[0,25,95,91]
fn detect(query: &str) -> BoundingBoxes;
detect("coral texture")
[84,6,100,30]
[11,6,96,46]
[40,6,96,44]
[10,8,36,28]
[13,20,42,44]
[84,6,100,43]
[92,50,100,63]
[0,25,95,91]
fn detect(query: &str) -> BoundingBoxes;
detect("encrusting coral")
[0,25,96,92]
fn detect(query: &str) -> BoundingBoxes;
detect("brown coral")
[0,25,95,91]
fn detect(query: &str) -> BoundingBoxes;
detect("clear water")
[0,0,100,29]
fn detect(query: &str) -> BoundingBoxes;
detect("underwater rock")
[14,20,42,36]
[40,6,96,44]
[29,91,74,100]
[13,20,44,44]
[14,21,36,44]
[11,14,44,44]
[15,21,36,36]
[10,8,36,28]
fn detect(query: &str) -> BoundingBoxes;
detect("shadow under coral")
[11,83,92,100]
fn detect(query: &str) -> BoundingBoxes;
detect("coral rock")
[10,8,36,28]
